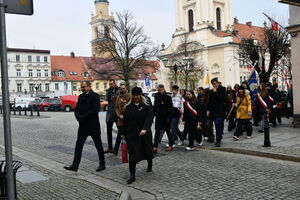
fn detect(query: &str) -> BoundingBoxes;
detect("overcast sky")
[5,0,289,56]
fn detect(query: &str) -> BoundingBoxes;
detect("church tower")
[90,0,114,57]
[174,0,232,36]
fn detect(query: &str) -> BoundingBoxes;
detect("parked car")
[61,95,78,112]
[143,91,172,105]
[28,98,42,111]
[39,98,61,111]
[14,97,35,110]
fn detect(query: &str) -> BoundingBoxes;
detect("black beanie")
[131,87,143,95]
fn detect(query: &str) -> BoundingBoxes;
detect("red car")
[39,98,61,111]
[61,95,78,112]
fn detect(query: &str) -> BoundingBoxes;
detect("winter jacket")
[236,94,252,119]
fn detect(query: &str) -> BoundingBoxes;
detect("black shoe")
[258,130,264,133]
[146,163,152,173]
[127,174,136,184]
[64,165,78,172]
[207,139,214,143]
[214,142,221,147]
[113,150,118,155]
[96,164,106,172]
[272,124,277,128]
[104,149,114,154]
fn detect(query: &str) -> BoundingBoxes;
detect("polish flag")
[263,13,279,31]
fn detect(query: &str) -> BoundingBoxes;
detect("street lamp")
[162,58,179,85]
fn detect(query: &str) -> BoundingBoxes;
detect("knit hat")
[131,87,143,95]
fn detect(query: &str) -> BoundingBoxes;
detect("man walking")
[105,79,119,153]
[113,83,132,155]
[64,81,105,172]
[207,78,226,147]
[153,84,174,152]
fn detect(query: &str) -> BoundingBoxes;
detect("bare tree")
[164,33,205,89]
[92,11,158,88]
[238,25,290,84]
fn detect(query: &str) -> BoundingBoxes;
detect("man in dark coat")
[122,87,154,184]
[153,84,174,152]
[207,78,226,147]
[105,79,119,153]
[64,81,105,172]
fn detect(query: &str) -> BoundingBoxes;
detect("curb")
[202,146,300,163]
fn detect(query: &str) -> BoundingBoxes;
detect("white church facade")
[160,0,264,89]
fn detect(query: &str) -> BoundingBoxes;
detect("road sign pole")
[0,0,16,199]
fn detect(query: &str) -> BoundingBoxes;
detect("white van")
[14,97,35,110]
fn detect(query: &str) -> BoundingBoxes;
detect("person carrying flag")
[256,83,271,133]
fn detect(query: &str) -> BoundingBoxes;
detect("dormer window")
[83,72,89,77]
[57,70,65,77]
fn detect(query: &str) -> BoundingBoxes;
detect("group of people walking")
[64,77,292,184]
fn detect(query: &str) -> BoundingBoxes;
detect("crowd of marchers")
[64,78,293,184]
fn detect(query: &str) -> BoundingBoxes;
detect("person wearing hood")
[122,87,154,184]
[113,83,132,155]
[233,85,253,140]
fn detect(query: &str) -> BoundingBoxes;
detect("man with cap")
[207,78,227,147]
[122,87,154,184]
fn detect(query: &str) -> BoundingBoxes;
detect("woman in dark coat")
[122,87,154,184]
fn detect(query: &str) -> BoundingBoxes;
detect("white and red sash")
[185,101,198,117]
[269,96,274,103]
[256,93,271,119]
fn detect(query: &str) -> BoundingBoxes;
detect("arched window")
[212,64,220,74]
[216,8,221,30]
[188,10,194,32]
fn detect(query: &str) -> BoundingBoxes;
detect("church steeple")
[90,0,114,57]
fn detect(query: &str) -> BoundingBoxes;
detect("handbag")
[121,139,128,163]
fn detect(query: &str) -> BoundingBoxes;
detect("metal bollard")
[30,107,33,116]
[37,107,40,117]
[18,108,21,116]
[263,111,271,147]
[13,103,16,115]
[24,107,27,116]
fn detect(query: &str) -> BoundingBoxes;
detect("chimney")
[70,51,75,58]
[246,21,252,27]
[234,17,239,24]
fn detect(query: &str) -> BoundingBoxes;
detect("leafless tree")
[92,11,159,88]
[238,25,290,84]
[164,33,205,89]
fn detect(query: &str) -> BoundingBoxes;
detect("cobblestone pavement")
[0,112,299,199]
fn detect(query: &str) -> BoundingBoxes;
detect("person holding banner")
[233,86,253,140]
[183,90,203,150]
[122,87,154,184]
[256,83,271,133]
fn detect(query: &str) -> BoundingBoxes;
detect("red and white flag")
[263,12,279,31]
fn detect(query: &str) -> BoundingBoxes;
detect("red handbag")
[121,139,128,163]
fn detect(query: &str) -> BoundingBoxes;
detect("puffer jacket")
[236,94,252,119]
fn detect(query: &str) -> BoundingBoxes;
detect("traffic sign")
[279,0,300,6]
[4,0,33,15]
[145,77,151,87]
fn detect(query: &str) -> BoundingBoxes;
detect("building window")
[57,71,65,77]
[212,64,220,74]
[216,8,221,30]
[16,55,20,62]
[72,84,77,90]
[37,69,41,77]
[138,73,142,78]
[83,72,89,77]
[29,84,34,92]
[45,83,50,91]
[38,83,42,91]
[64,83,68,91]
[104,26,109,38]
[44,56,48,63]
[141,82,144,88]
[16,69,21,77]
[188,10,194,32]
[104,82,107,89]
[44,70,49,77]
[28,56,32,62]
[36,56,40,62]
[28,69,33,77]
[55,83,59,90]
[17,84,22,92]
[96,83,100,90]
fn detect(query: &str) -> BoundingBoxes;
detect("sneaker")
[165,146,174,151]
[233,136,239,140]
[245,136,251,139]
[185,147,194,151]
[177,141,183,146]
[198,141,203,146]
[214,142,221,147]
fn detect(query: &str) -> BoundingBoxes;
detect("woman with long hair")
[183,90,203,150]
[203,88,214,143]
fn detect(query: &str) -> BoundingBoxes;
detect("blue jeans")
[214,117,224,143]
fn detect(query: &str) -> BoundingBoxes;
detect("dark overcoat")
[153,92,173,130]
[75,90,100,134]
[106,87,119,123]
[123,102,154,163]
[208,86,227,119]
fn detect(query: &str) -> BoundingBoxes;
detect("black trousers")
[114,126,123,152]
[153,128,174,148]
[72,131,105,167]
[270,108,282,125]
[185,122,199,148]
[234,119,252,137]
[106,118,116,149]
[129,159,152,175]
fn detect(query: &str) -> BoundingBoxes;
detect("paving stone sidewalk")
[0,151,119,200]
